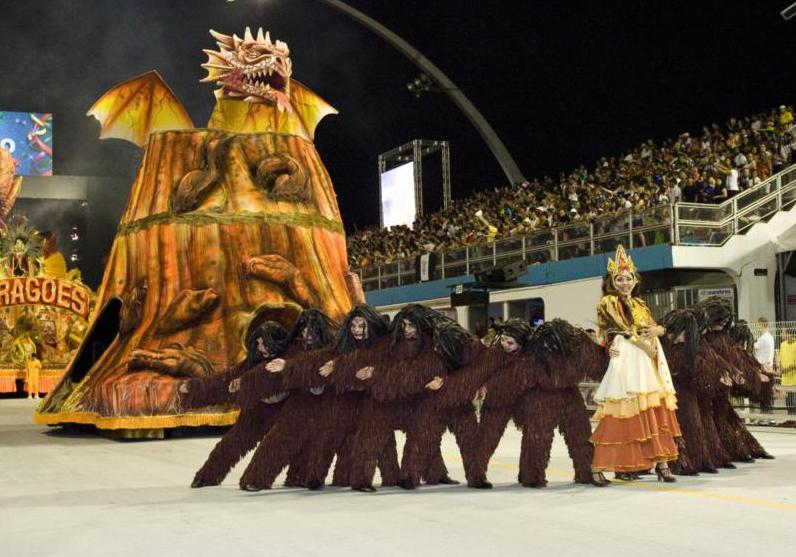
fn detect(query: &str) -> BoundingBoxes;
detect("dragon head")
[201,27,293,110]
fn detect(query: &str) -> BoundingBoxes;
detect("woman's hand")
[228,378,242,393]
[425,376,444,390]
[266,358,285,374]
[640,324,665,338]
[608,345,620,358]
[355,366,374,381]
[318,360,334,377]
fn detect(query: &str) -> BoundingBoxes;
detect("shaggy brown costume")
[389,329,498,489]
[233,310,339,491]
[397,340,494,487]
[467,320,607,488]
[306,306,401,489]
[660,310,715,476]
[703,330,773,462]
[185,322,291,487]
[661,340,706,475]
[692,336,736,470]
[180,361,249,410]
[345,332,445,491]
[514,327,608,487]
[467,323,536,488]
[321,338,405,488]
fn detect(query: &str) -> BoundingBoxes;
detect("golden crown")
[607,244,636,276]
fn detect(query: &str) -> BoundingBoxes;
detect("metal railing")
[354,164,796,292]
[675,165,796,246]
[732,321,796,423]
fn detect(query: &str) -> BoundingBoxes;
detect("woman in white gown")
[591,245,681,482]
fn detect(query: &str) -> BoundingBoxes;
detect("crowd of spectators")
[348,104,796,269]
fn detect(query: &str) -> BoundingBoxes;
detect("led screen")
[379,162,416,229]
[0,111,53,176]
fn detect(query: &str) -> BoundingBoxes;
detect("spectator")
[778,329,796,417]
[779,105,793,131]
[347,104,796,267]
[665,179,681,204]
[754,318,775,373]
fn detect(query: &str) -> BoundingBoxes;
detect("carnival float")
[36,28,362,434]
[0,147,92,396]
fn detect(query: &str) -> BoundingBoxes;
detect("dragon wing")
[289,80,339,141]
[87,70,194,148]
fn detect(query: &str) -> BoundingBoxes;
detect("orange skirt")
[591,403,682,472]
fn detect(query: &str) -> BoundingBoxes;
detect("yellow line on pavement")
[478,457,796,510]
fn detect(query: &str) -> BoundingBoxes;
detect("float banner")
[0,277,90,319]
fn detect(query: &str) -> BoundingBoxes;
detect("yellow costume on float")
[591,246,681,473]
[26,356,41,399]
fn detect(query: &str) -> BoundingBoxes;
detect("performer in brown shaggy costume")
[233,309,339,491]
[696,298,774,466]
[466,319,537,488]
[513,319,609,488]
[307,304,401,490]
[343,304,452,492]
[660,309,717,475]
[180,321,290,488]
[727,320,776,459]
[466,319,609,489]
[381,320,495,489]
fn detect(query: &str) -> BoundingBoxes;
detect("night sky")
[1,0,794,234]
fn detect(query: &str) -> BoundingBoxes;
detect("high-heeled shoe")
[614,472,637,481]
[655,463,677,483]
[590,471,610,487]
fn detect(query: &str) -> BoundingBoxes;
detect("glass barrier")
[639,204,673,223]
[558,222,591,241]
[399,260,418,286]
[736,183,774,211]
[676,203,732,223]
[379,273,399,288]
[781,168,796,188]
[633,226,671,248]
[495,237,524,267]
[526,246,552,266]
[594,234,630,254]
[443,248,468,278]
[677,221,734,246]
[781,181,796,210]
[557,241,591,261]
[361,276,379,292]
[526,229,554,248]
[495,237,524,256]
[469,243,494,263]
[594,213,629,236]
[470,257,496,274]
[737,198,779,234]
[361,265,379,281]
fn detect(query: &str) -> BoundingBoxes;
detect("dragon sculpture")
[37,28,363,433]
